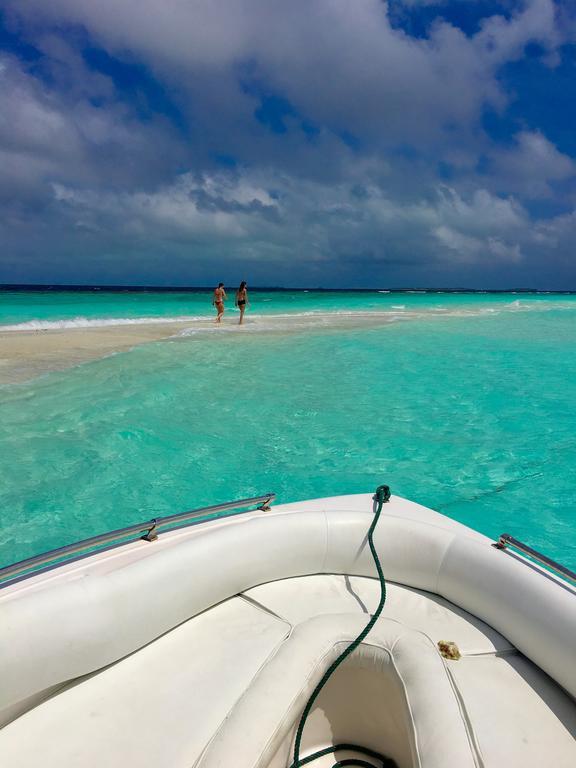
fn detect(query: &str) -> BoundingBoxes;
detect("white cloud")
[0,56,80,160]
[472,0,561,65]
[534,208,576,247]
[4,0,565,149]
[435,185,526,232]
[0,54,187,204]
[428,185,526,263]
[434,226,522,263]
[47,170,529,273]
[51,172,279,239]
[487,131,575,198]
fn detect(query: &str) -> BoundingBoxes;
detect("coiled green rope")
[289,484,395,768]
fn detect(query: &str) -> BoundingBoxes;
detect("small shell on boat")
[438,640,461,660]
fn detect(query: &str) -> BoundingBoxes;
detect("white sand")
[0,323,190,384]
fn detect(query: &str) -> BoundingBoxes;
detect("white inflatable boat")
[0,488,575,768]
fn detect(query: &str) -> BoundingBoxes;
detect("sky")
[0,0,575,288]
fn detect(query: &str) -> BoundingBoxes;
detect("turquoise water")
[0,288,569,328]
[1,291,575,570]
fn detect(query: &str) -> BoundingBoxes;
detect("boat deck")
[1,494,575,767]
[1,573,575,767]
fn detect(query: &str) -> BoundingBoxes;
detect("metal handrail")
[493,533,576,584]
[0,493,275,586]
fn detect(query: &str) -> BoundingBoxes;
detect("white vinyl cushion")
[196,615,478,768]
[447,654,576,768]
[0,510,328,724]
[0,597,290,768]
[244,575,514,655]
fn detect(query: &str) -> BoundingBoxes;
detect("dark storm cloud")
[1,0,575,286]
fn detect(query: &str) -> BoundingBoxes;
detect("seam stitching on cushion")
[390,628,478,767]
[238,594,292,626]
[257,642,351,763]
[193,623,293,768]
[435,534,457,595]
[444,664,485,768]
[377,641,422,767]
[320,508,329,574]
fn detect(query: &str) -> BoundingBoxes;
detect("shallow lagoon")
[1,292,575,570]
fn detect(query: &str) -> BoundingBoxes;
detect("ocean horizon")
[2,284,576,293]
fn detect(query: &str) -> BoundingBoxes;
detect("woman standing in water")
[235,281,249,325]
[213,282,227,323]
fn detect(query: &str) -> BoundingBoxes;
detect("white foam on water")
[0,315,204,332]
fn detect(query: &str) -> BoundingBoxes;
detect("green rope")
[290,484,394,768]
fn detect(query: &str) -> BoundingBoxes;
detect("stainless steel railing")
[0,493,275,588]
[493,533,576,584]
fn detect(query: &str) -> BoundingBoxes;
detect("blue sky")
[0,0,575,287]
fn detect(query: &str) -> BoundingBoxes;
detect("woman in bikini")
[213,282,227,324]
[235,281,249,325]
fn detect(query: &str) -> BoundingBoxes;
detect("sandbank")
[0,310,414,384]
[0,322,191,384]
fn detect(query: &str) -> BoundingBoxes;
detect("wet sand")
[0,323,189,384]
